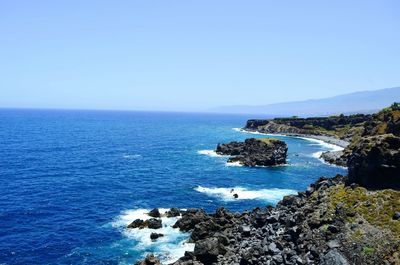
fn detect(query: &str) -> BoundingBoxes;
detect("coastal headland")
[135,104,400,265]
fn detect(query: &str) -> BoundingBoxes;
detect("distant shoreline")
[238,128,349,149]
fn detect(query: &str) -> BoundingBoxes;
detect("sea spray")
[112,208,194,263]
[194,186,296,204]
[197,150,226,157]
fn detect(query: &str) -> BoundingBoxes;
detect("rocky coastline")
[135,104,400,265]
[241,129,349,150]
[240,129,349,167]
[241,127,349,167]
[135,175,400,265]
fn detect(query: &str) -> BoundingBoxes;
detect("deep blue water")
[0,109,346,265]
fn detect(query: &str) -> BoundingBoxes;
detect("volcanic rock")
[216,138,287,167]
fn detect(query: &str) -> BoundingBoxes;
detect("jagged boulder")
[216,138,287,167]
[148,208,161,218]
[127,219,145,229]
[166,208,181,217]
[191,219,222,241]
[147,218,162,229]
[193,237,226,263]
[150,233,164,240]
[173,209,209,231]
[347,134,400,189]
[320,150,347,167]
[135,254,161,265]
[127,218,162,229]
[320,250,349,265]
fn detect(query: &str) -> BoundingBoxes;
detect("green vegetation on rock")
[255,138,281,145]
[326,184,400,237]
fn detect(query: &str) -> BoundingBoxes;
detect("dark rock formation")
[216,141,245,156]
[393,212,400,220]
[135,254,161,265]
[193,237,227,264]
[320,151,347,167]
[147,218,162,229]
[347,134,400,189]
[148,208,161,218]
[320,250,349,265]
[245,119,270,130]
[150,233,164,240]
[127,218,162,229]
[127,219,145,229]
[136,176,400,265]
[166,208,181,217]
[173,209,209,232]
[216,138,287,167]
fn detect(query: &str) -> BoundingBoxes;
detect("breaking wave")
[112,208,194,264]
[194,186,296,204]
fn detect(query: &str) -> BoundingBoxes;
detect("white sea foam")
[194,186,296,204]
[232,128,268,135]
[225,161,243,167]
[234,128,344,152]
[197,150,226,157]
[298,137,344,160]
[233,128,290,137]
[297,137,344,152]
[112,208,194,264]
[311,151,324,159]
[123,154,142,159]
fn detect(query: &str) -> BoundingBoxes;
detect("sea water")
[0,109,346,264]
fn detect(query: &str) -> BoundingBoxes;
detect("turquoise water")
[0,109,346,264]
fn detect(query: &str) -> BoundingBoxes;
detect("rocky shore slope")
[136,175,399,265]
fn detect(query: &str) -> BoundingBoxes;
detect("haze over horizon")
[1,1,399,112]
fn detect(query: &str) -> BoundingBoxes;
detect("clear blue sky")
[0,1,399,111]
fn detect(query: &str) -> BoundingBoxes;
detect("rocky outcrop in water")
[216,138,287,167]
[135,254,162,265]
[320,151,347,167]
[127,218,162,229]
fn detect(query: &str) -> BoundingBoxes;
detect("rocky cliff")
[245,114,371,142]
[347,134,400,190]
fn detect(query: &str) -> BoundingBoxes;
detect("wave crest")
[194,186,296,204]
[123,154,142,159]
[197,150,226,157]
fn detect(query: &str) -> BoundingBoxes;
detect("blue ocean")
[0,109,346,265]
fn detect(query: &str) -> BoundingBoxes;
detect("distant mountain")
[210,87,400,117]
